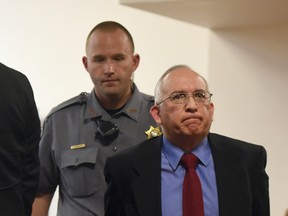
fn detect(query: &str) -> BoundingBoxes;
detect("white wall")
[0,0,209,120]
[0,0,209,215]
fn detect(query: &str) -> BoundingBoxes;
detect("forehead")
[162,68,207,93]
[86,29,132,54]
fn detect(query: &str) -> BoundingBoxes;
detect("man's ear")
[132,54,140,72]
[210,102,215,122]
[150,105,162,125]
[82,56,88,71]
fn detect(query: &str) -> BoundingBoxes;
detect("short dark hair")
[85,21,135,53]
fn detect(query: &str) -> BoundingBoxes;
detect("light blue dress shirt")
[161,136,219,216]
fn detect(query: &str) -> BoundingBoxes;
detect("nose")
[185,95,197,112]
[104,61,115,74]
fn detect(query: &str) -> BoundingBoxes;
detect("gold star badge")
[145,126,162,139]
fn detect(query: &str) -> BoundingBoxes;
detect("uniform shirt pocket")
[61,147,98,197]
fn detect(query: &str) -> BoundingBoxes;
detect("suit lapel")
[123,133,253,216]
[208,133,250,216]
[131,136,162,216]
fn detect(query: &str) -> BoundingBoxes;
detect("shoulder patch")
[47,92,89,118]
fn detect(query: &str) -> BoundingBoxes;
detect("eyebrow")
[170,90,184,94]
[169,89,206,95]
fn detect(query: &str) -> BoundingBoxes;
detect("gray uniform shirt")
[38,84,157,216]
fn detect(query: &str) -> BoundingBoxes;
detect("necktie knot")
[181,153,199,170]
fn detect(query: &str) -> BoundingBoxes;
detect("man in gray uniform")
[32,21,159,216]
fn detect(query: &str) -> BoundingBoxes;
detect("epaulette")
[46,92,89,118]
[142,93,155,102]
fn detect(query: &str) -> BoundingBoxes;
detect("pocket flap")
[61,147,98,168]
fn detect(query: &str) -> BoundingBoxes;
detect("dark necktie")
[181,153,204,216]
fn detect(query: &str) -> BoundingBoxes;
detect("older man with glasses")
[104,64,270,216]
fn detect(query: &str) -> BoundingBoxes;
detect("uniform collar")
[84,83,144,122]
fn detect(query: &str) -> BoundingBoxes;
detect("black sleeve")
[252,146,270,216]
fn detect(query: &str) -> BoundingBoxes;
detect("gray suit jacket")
[104,133,269,216]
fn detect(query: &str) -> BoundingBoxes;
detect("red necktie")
[181,153,204,216]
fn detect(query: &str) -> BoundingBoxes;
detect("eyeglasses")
[157,90,213,105]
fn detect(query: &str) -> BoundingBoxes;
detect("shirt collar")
[84,83,144,121]
[162,136,211,171]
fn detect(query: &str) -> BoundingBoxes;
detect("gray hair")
[154,64,209,104]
